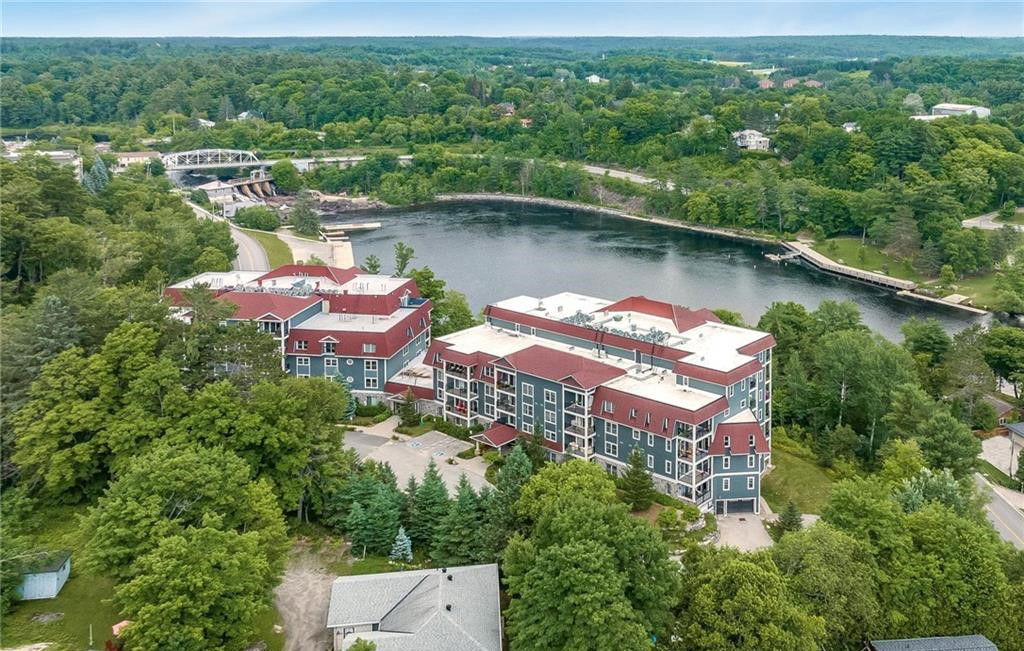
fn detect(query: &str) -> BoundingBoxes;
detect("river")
[337,200,985,340]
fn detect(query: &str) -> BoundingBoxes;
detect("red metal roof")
[286,302,431,358]
[254,264,360,287]
[673,358,762,387]
[384,382,434,401]
[591,386,728,434]
[709,418,770,455]
[473,423,519,448]
[542,438,565,453]
[738,334,777,356]
[493,345,625,389]
[597,296,721,333]
[218,291,323,320]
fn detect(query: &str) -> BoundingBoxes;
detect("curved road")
[974,473,1024,550]
[962,207,1024,232]
[187,200,270,271]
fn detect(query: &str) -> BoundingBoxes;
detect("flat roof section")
[295,307,420,333]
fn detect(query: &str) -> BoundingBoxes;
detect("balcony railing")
[567,442,594,458]
[679,469,711,485]
[565,422,588,436]
[496,380,515,393]
[446,384,475,398]
[565,401,587,416]
[678,446,710,462]
[445,362,468,375]
[496,399,516,413]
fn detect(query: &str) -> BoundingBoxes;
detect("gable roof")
[709,409,770,455]
[328,565,501,651]
[493,345,625,389]
[255,264,360,287]
[870,635,997,651]
[596,295,721,334]
[472,422,519,448]
[218,291,322,321]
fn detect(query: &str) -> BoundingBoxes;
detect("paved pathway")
[974,473,1024,550]
[962,207,1024,232]
[186,200,269,271]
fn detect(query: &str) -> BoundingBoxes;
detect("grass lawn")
[1,506,123,651]
[812,237,924,283]
[394,422,434,437]
[762,447,837,514]
[978,459,1022,491]
[954,272,1002,309]
[245,229,293,267]
[995,210,1024,225]
[252,604,286,651]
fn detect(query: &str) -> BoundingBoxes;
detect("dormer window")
[323,342,336,354]
[296,340,308,351]
[662,417,669,431]
[748,434,756,448]
[629,407,637,419]
[724,435,731,448]
[602,400,614,413]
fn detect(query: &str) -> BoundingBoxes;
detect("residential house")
[782,78,800,88]
[732,129,771,151]
[984,394,1018,426]
[757,79,774,89]
[494,102,516,117]
[585,74,605,84]
[930,102,991,118]
[803,79,823,88]
[842,122,860,133]
[519,118,533,129]
[326,565,502,651]
[114,151,160,171]
[427,292,775,514]
[166,264,432,403]
[196,118,216,128]
[867,635,997,651]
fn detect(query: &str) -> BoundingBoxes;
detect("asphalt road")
[974,473,1024,550]
[962,208,1024,232]
[186,200,270,271]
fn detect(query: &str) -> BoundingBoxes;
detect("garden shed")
[16,551,71,601]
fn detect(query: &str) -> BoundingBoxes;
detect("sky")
[2,1,1022,38]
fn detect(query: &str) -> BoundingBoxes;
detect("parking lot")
[343,429,491,491]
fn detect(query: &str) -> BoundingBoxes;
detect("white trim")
[722,477,731,491]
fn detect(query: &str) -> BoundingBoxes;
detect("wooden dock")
[895,290,988,315]
[782,241,918,291]
[321,222,382,235]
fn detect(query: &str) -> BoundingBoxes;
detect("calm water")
[338,201,985,340]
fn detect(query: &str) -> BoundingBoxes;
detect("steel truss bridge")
[162,149,268,171]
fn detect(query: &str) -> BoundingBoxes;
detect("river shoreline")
[428,193,989,317]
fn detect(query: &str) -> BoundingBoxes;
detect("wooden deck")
[782,241,918,291]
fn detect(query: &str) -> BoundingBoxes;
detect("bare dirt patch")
[274,538,349,651]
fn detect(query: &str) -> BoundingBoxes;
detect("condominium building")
[426,293,775,515]
[166,264,432,403]
[732,129,771,151]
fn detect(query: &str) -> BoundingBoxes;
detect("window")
[523,403,533,418]
[436,386,443,399]
[545,429,557,442]
[365,360,379,373]
[484,403,494,417]
[602,400,614,413]
[419,317,426,328]
[363,343,376,354]
[632,428,641,441]
[727,383,735,397]
[483,365,494,377]
[722,478,731,491]
[723,435,731,448]
[739,379,746,390]
[665,438,672,452]
[662,417,669,432]
[296,356,310,370]
[433,352,440,364]
[747,455,755,468]
[629,407,637,419]
[740,399,747,409]
[522,383,534,398]
[665,460,673,475]
[747,476,755,490]
[406,327,413,337]
[544,409,556,425]
[347,359,354,366]
[484,385,494,397]
[723,456,730,470]
[604,441,618,457]
[646,454,654,469]
[647,433,654,447]
[365,377,379,389]
[748,434,756,447]
[324,358,338,375]
[544,389,556,404]
[680,376,689,388]
[323,342,336,354]
[605,420,616,436]
[296,340,308,351]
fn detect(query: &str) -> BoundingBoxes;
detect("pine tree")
[336,377,357,421]
[90,157,110,192]
[398,390,419,427]
[431,474,482,565]
[778,500,803,535]
[1015,448,1024,490]
[389,526,413,563]
[402,475,419,528]
[363,487,402,555]
[345,502,372,555]
[408,460,449,549]
[621,448,656,511]
[481,444,532,557]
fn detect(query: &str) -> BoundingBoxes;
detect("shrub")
[234,205,280,231]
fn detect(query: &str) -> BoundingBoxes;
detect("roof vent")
[445,604,453,612]
[447,574,453,582]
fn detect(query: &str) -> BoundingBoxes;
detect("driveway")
[716,515,773,551]
[962,208,1024,232]
[345,429,490,492]
[981,435,1021,478]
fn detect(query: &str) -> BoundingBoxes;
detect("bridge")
[162,149,267,171]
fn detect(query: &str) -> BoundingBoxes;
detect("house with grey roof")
[868,635,997,651]
[326,564,502,651]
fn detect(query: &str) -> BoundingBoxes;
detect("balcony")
[678,469,711,486]
[678,446,710,462]
[565,422,589,436]
[496,378,515,393]
[445,362,469,376]
[565,401,587,416]
[446,383,475,398]
[496,398,516,413]
[567,440,595,459]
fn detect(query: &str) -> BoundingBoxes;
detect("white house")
[842,122,860,133]
[114,151,160,171]
[585,74,605,84]
[732,129,771,151]
[930,103,991,118]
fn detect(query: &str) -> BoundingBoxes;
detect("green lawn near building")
[811,237,924,282]
[246,229,294,267]
[762,446,838,515]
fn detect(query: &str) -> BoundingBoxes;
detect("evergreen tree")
[289,190,320,236]
[481,444,532,557]
[398,390,419,427]
[348,640,376,651]
[91,157,110,190]
[432,474,483,565]
[360,254,382,274]
[621,448,656,511]
[777,500,804,537]
[389,526,413,563]
[345,502,372,556]
[336,377,357,421]
[408,460,449,549]
[1014,448,1024,490]
[362,487,402,555]
[402,475,419,528]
